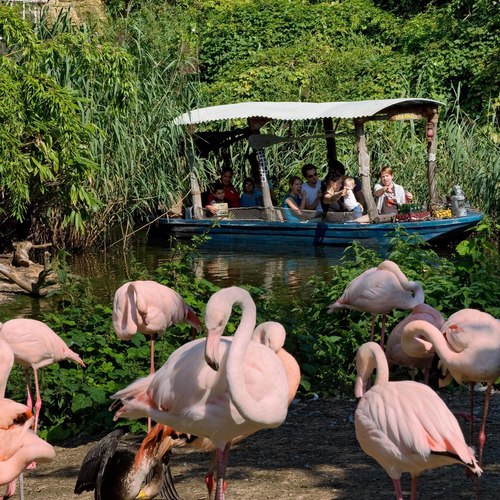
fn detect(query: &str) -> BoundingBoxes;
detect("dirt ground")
[15,388,500,500]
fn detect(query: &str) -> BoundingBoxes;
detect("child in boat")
[205,182,229,216]
[282,176,306,221]
[341,176,363,218]
[240,177,263,207]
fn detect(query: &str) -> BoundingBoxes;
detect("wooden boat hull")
[149,212,483,248]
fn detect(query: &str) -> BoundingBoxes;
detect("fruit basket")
[430,204,453,219]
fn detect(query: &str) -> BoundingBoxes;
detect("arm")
[285,196,302,216]
[323,188,344,204]
[373,183,386,198]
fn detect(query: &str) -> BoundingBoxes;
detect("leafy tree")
[0,8,134,248]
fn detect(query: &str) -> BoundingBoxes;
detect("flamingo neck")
[371,345,390,385]
[225,290,286,426]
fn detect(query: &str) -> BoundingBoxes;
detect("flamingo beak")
[205,327,223,371]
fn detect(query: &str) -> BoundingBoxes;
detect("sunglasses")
[307,173,318,178]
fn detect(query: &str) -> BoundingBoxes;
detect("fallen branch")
[0,251,56,296]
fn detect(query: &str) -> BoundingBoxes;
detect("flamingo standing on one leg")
[0,398,55,499]
[385,303,445,384]
[110,286,290,500]
[0,319,85,433]
[354,342,482,500]
[112,280,202,375]
[401,309,500,466]
[327,260,424,347]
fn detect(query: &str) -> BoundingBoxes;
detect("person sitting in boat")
[374,166,413,215]
[282,176,306,221]
[240,177,263,207]
[341,176,363,218]
[205,182,229,216]
[321,171,345,212]
[207,166,240,208]
[301,163,323,215]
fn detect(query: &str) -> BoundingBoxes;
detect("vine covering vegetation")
[0,0,498,249]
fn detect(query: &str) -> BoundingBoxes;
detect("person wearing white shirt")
[301,163,323,214]
[374,166,413,215]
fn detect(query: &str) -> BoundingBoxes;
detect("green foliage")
[0,7,135,246]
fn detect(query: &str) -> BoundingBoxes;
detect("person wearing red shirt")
[207,167,240,207]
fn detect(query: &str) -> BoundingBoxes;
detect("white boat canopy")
[174,98,444,125]
[177,98,444,222]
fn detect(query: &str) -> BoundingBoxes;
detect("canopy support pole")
[248,118,277,220]
[426,110,439,206]
[323,118,339,168]
[354,119,378,222]
[187,147,202,219]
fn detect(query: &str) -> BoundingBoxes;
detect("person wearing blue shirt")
[240,177,263,207]
[282,176,305,221]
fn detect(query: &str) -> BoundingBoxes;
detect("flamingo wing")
[74,429,125,497]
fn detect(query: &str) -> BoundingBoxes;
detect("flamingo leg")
[33,368,42,434]
[147,336,157,433]
[215,445,229,500]
[410,475,418,500]
[380,314,387,348]
[423,366,430,386]
[24,368,32,411]
[370,315,376,342]
[469,381,475,445]
[392,478,403,500]
[478,383,492,466]
[205,452,217,499]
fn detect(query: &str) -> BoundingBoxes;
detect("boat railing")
[192,206,357,223]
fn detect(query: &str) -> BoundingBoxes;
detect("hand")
[406,192,414,202]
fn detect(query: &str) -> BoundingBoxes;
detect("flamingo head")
[185,306,202,331]
[204,324,224,371]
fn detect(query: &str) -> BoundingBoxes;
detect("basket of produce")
[430,204,453,219]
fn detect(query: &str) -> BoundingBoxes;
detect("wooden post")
[248,117,276,220]
[354,119,378,221]
[426,110,439,205]
[323,118,338,168]
[186,147,202,219]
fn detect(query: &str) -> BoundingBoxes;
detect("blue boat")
[150,211,483,248]
[151,99,483,247]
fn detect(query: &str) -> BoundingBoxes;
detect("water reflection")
[0,232,348,319]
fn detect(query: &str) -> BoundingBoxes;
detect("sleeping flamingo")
[401,309,500,465]
[112,280,201,375]
[385,303,445,384]
[0,338,14,398]
[111,286,289,500]
[0,318,85,432]
[74,424,180,500]
[0,398,55,499]
[328,260,424,347]
[354,342,482,500]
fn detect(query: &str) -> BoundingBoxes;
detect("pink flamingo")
[0,318,85,432]
[328,260,424,347]
[0,338,14,398]
[112,280,202,375]
[111,286,289,500]
[385,303,445,384]
[401,309,500,465]
[0,398,55,499]
[354,342,482,500]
